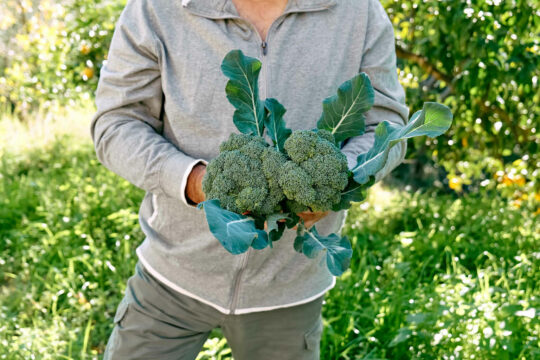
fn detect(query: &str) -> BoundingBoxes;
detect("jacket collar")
[182,0,337,19]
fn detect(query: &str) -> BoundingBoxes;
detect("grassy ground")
[0,111,538,359]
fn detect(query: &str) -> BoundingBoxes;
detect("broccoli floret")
[279,130,349,212]
[300,154,348,189]
[314,129,337,145]
[283,130,336,163]
[204,129,349,216]
[203,133,287,216]
[278,161,317,204]
[285,199,309,214]
[219,133,254,152]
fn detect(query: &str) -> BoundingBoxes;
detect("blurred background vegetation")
[0,0,538,359]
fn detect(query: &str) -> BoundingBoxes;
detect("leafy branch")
[395,44,529,141]
[395,45,452,84]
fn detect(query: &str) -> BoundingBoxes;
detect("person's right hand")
[186,163,207,205]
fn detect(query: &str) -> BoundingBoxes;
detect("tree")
[0,0,125,119]
[2,0,537,189]
[382,0,539,188]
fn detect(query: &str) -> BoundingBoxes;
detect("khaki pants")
[103,261,324,360]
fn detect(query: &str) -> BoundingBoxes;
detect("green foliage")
[201,49,452,276]
[197,200,269,254]
[352,102,453,185]
[0,136,144,358]
[382,0,540,185]
[317,73,374,143]
[1,133,537,358]
[221,49,266,137]
[321,188,539,359]
[264,98,291,153]
[0,0,125,118]
[294,225,353,277]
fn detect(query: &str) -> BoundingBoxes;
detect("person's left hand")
[297,210,329,229]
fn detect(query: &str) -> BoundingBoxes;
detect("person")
[90,0,409,358]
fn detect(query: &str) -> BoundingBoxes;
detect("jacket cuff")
[160,153,208,207]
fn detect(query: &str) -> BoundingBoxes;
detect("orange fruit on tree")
[82,67,94,80]
[80,44,91,55]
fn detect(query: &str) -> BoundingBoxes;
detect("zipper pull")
[261,41,267,56]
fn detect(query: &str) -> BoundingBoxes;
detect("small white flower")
[515,308,536,319]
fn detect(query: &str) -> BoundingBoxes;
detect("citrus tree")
[382,0,539,191]
[0,0,124,118]
[2,0,538,193]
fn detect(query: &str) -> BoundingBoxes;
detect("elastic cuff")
[180,159,208,207]
[159,152,207,206]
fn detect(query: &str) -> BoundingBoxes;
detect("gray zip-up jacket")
[90,0,409,315]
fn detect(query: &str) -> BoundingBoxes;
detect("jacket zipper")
[229,247,250,314]
[228,17,281,315]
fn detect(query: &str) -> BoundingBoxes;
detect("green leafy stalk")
[264,98,292,153]
[351,121,399,185]
[294,225,353,276]
[352,102,453,184]
[265,213,290,244]
[221,50,266,136]
[317,73,374,143]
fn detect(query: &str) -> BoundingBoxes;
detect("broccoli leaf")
[316,73,374,143]
[352,102,453,184]
[294,223,306,252]
[266,213,290,244]
[198,199,268,254]
[351,121,399,185]
[221,50,266,137]
[269,223,286,244]
[285,212,301,229]
[294,226,353,276]
[394,102,454,140]
[332,176,374,211]
[251,232,270,250]
[264,98,292,153]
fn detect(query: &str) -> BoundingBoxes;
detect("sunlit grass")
[323,189,539,359]
[0,111,538,359]
[0,101,94,155]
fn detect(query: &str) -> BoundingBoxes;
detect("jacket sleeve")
[340,0,410,182]
[90,0,204,207]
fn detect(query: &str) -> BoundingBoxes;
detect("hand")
[242,210,327,230]
[297,210,329,229]
[186,163,207,205]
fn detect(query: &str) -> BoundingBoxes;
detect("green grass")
[0,120,538,359]
[324,188,539,359]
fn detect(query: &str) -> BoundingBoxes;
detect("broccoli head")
[278,129,349,212]
[202,133,287,216]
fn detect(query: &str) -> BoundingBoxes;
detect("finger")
[297,213,314,221]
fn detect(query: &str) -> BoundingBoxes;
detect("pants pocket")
[304,314,323,351]
[113,298,130,329]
